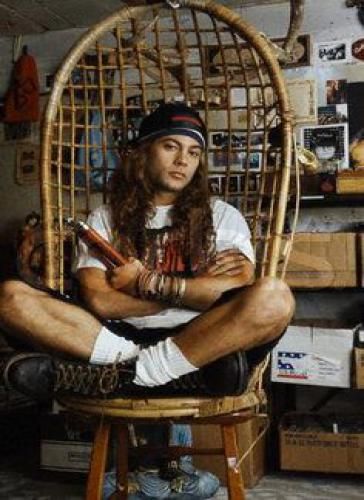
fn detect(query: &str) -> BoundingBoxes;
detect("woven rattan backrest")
[41,0,295,292]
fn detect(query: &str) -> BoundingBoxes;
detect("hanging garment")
[3,48,40,123]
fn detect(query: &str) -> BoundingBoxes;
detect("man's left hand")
[206,249,249,277]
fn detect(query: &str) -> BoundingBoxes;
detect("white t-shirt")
[75,199,254,329]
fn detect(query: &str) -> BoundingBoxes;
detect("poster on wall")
[301,123,349,170]
[15,144,40,184]
[314,40,352,65]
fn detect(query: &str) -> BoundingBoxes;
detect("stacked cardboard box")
[280,413,364,473]
[270,325,354,388]
[284,232,357,288]
[354,348,364,389]
[40,412,95,473]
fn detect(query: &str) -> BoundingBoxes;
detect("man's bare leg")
[0,280,100,359]
[173,277,295,367]
[0,277,293,367]
[1,276,294,398]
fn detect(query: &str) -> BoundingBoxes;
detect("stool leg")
[221,423,245,500]
[86,421,111,500]
[115,424,129,500]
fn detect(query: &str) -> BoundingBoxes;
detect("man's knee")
[245,277,294,344]
[254,276,295,321]
[0,280,32,310]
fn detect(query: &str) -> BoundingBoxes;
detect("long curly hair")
[109,140,215,273]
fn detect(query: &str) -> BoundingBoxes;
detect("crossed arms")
[77,249,255,320]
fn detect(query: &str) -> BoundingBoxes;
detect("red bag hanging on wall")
[3,47,40,123]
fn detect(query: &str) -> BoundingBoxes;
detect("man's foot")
[3,350,249,400]
[3,352,136,400]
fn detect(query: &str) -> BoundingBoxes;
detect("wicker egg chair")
[40,1,296,499]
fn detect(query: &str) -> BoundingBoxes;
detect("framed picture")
[15,144,40,184]
[301,123,349,170]
[314,40,352,65]
[286,79,317,124]
[274,34,311,68]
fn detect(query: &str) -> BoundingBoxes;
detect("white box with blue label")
[270,325,353,388]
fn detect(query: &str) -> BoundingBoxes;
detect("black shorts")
[2,278,282,369]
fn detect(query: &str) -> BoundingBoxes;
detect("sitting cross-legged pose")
[0,102,294,400]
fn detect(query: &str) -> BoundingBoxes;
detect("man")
[0,102,294,400]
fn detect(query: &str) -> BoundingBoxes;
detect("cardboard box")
[285,232,357,288]
[192,416,267,489]
[280,413,364,473]
[354,347,364,389]
[270,325,353,388]
[359,233,364,287]
[40,413,94,473]
[336,169,364,194]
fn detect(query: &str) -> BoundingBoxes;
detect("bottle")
[66,219,127,269]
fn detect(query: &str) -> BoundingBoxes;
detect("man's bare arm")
[182,250,255,311]
[76,267,166,319]
[106,249,254,313]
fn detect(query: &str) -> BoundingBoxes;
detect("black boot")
[3,352,136,400]
[3,350,249,400]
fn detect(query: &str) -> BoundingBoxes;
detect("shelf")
[297,194,364,207]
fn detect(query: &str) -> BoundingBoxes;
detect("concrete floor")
[1,405,364,500]
[1,449,364,500]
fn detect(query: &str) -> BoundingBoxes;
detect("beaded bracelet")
[136,270,186,305]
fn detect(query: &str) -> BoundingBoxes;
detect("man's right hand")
[107,258,144,296]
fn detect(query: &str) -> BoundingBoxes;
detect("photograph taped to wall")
[326,79,347,105]
[241,151,262,172]
[16,143,40,184]
[318,104,348,125]
[209,131,263,150]
[286,79,317,124]
[314,40,352,65]
[208,175,223,195]
[209,150,246,170]
[221,175,241,194]
[301,123,349,170]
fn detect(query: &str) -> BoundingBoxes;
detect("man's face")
[146,134,202,205]
[315,145,336,161]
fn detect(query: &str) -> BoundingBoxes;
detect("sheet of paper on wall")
[286,79,317,124]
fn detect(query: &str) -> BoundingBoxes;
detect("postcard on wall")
[318,104,348,125]
[15,143,40,184]
[314,40,352,65]
[301,123,349,170]
[286,79,317,124]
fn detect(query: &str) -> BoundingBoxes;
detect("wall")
[0,0,363,245]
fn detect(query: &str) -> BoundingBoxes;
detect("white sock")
[133,337,198,387]
[90,326,140,364]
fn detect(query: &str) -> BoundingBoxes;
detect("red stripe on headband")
[171,115,201,127]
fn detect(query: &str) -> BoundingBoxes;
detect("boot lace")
[54,362,121,396]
